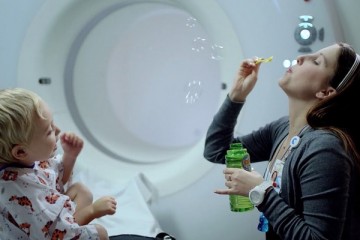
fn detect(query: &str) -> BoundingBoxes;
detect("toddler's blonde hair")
[0,88,46,164]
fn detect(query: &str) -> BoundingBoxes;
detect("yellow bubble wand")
[255,56,273,64]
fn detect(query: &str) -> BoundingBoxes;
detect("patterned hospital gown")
[0,155,99,239]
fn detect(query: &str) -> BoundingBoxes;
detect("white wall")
[0,0,45,88]
[333,0,360,52]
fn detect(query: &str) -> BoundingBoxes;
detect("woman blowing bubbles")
[203,42,360,239]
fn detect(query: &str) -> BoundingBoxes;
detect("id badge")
[270,159,284,192]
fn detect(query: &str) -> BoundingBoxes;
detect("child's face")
[21,100,60,165]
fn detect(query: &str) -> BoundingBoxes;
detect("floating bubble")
[185,80,203,104]
[211,44,224,60]
[185,16,197,28]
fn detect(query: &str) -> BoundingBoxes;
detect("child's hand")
[92,196,117,218]
[60,132,84,159]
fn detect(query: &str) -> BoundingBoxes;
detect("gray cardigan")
[204,96,360,240]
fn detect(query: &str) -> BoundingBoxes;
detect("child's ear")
[11,145,28,160]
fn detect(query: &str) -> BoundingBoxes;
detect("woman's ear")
[11,145,28,160]
[315,86,336,99]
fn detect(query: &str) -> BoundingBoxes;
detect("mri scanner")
[1,0,359,239]
[16,0,242,198]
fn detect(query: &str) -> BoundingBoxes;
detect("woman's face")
[279,44,341,101]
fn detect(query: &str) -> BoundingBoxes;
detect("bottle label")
[241,154,252,172]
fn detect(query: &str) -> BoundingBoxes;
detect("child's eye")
[47,126,54,135]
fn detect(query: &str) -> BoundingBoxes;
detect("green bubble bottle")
[226,143,254,212]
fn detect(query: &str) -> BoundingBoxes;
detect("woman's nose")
[296,56,304,65]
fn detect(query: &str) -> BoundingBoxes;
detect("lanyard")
[259,124,310,233]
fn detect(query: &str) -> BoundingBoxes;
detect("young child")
[0,88,117,239]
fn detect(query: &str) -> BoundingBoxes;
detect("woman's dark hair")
[307,42,360,166]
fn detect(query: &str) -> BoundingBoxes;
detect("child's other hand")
[60,132,84,158]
